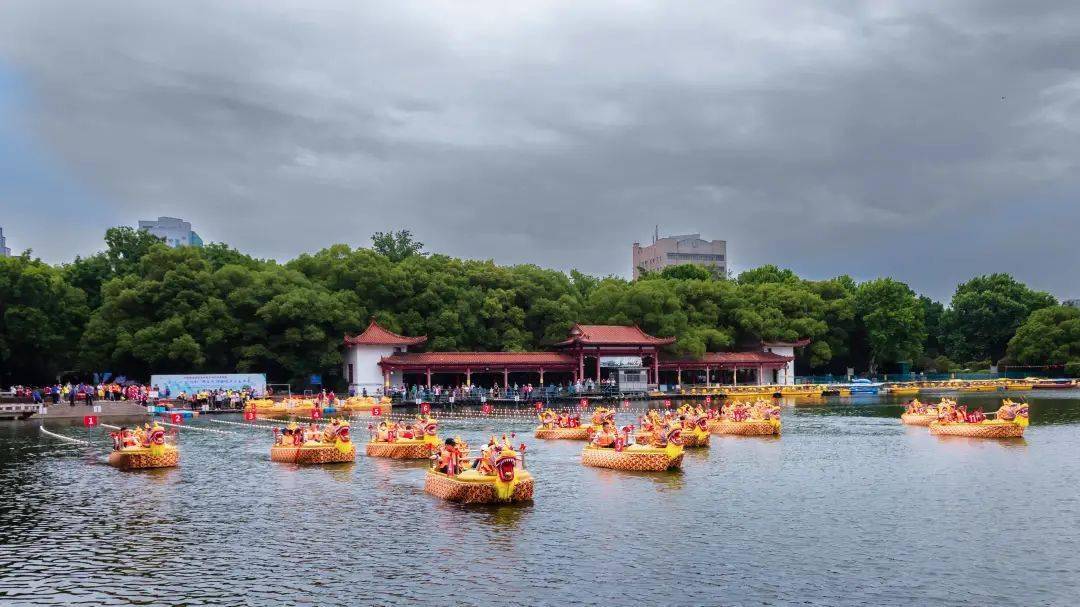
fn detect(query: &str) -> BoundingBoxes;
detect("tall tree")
[371,230,425,262]
[942,273,1056,364]
[0,254,89,384]
[1006,305,1080,376]
[853,278,925,375]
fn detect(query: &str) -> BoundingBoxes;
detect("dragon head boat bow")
[900,398,953,426]
[270,419,356,464]
[424,435,534,504]
[928,399,1029,438]
[108,422,179,470]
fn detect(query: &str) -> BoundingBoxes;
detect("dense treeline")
[1,228,1073,387]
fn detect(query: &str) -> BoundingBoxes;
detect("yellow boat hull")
[270,443,356,464]
[424,470,534,504]
[581,444,683,471]
[108,447,179,470]
[929,421,1025,438]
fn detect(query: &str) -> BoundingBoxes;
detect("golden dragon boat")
[928,400,1029,438]
[425,439,534,504]
[108,423,179,470]
[709,401,781,436]
[365,417,441,458]
[534,408,611,440]
[582,426,684,471]
[900,398,952,426]
[635,408,710,447]
[270,420,356,464]
[338,395,391,413]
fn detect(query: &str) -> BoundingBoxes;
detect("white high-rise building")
[138,217,203,248]
[0,226,10,257]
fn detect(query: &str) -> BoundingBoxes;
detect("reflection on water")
[1,392,1079,605]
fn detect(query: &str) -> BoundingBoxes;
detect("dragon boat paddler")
[534,408,591,440]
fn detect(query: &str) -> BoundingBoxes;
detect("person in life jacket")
[592,423,617,448]
[435,438,462,476]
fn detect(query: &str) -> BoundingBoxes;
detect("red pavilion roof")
[344,320,427,347]
[555,324,676,347]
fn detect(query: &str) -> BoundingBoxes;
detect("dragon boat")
[929,400,1029,439]
[339,395,391,414]
[534,408,612,440]
[365,416,441,458]
[582,426,684,471]
[107,423,179,470]
[709,401,781,436]
[425,437,534,504]
[635,408,710,447]
[270,420,356,464]
[900,398,952,426]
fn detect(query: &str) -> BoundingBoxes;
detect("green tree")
[942,273,1056,364]
[853,278,925,375]
[371,229,425,262]
[0,254,89,383]
[1006,305,1080,376]
[657,264,714,281]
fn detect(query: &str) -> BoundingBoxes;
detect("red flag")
[83,415,98,428]
[705,396,712,404]
[535,402,544,411]
[420,402,431,414]
[311,408,322,420]
[371,407,382,417]
[579,398,588,407]
[664,400,672,408]
[622,399,630,409]
[170,413,183,424]
[481,404,492,414]
[243,410,256,421]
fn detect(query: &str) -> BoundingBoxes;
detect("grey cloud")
[1,0,1078,300]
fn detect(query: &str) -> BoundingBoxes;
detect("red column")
[426,368,431,388]
[653,355,659,385]
[465,368,471,386]
[677,368,682,386]
[578,349,584,380]
[595,355,601,382]
[503,368,509,389]
[539,368,545,385]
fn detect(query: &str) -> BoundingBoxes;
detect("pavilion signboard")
[600,356,643,368]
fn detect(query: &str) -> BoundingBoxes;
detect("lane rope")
[39,426,92,446]
[158,420,238,435]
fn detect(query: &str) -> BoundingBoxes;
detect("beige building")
[633,233,727,279]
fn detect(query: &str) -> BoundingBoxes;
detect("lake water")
[2,392,1079,606]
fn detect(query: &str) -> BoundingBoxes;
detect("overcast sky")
[1,1,1078,301]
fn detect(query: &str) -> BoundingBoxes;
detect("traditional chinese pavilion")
[343,320,804,393]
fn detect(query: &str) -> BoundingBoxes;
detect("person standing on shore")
[67,383,76,406]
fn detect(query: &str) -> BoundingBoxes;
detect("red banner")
[311,408,322,420]
[420,402,431,414]
[705,396,712,404]
[83,415,98,428]
[170,413,184,424]
[535,402,544,411]
[481,404,492,414]
[243,410,256,421]
[663,400,672,408]
[579,398,588,407]
[371,407,382,417]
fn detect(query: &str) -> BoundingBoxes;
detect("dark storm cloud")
[2,1,1079,300]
